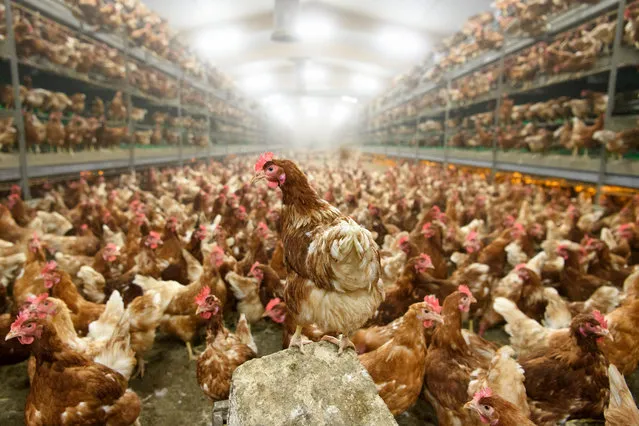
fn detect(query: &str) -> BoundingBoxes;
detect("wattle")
[267,181,279,189]
[18,336,34,345]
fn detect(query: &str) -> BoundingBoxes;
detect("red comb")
[458,285,472,297]
[398,235,409,244]
[515,263,527,271]
[265,297,281,312]
[423,295,442,314]
[194,286,210,305]
[249,261,260,276]
[254,152,274,172]
[10,310,31,332]
[466,231,478,241]
[472,387,493,404]
[593,310,608,329]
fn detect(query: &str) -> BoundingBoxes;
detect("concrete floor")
[1,318,637,425]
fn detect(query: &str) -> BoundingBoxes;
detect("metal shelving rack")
[357,0,639,190]
[0,0,268,195]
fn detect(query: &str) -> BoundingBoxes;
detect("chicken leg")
[133,357,145,378]
[289,325,312,353]
[186,342,198,361]
[321,334,356,355]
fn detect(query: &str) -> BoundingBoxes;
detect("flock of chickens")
[0,3,255,154]
[61,0,230,83]
[371,1,639,159]
[0,84,214,153]
[1,152,639,425]
[382,89,639,158]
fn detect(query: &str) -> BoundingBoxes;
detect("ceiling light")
[296,15,334,42]
[274,105,295,124]
[241,74,273,92]
[341,96,358,104]
[195,27,243,55]
[331,104,351,123]
[263,94,285,104]
[303,65,326,83]
[377,28,425,58]
[351,75,380,94]
[302,98,320,117]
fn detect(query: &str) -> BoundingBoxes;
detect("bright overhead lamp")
[241,74,273,92]
[296,15,334,42]
[274,105,295,124]
[263,94,285,104]
[341,95,358,104]
[195,27,244,55]
[331,104,351,123]
[377,28,425,58]
[302,98,320,117]
[303,65,326,83]
[351,75,380,94]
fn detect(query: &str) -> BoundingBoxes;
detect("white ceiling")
[145,0,493,101]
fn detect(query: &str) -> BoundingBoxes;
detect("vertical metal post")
[4,0,30,199]
[414,114,420,161]
[123,37,135,174]
[491,46,506,182]
[177,74,184,168]
[596,0,627,203]
[443,80,452,169]
[206,91,212,160]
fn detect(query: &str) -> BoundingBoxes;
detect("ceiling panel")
[313,0,494,34]
[143,0,497,99]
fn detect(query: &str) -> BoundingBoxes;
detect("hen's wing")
[605,364,639,426]
[493,297,560,356]
[306,217,380,292]
[232,314,258,354]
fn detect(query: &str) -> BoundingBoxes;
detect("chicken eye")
[268,166,274,172]
[483,405,490,411]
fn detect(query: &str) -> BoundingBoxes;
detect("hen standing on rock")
[252,152,383,354]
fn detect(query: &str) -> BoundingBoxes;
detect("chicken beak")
[463,401,475,411]
[5,330,18,341]
[600,328,613,341]
[195,305,205,316]
[251,172,266,185]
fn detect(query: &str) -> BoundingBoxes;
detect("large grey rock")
[227,342,397,426]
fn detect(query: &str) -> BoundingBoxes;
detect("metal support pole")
[414,114,420,161]
[177,74,184,168]
[443,80,452,169]
[596,0,627,203]
[123,38,135,174]
[491,47,506,182]
[4,0,30,199]
[206,91,212,161]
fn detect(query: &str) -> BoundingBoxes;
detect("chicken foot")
[288,325,312,354]
[133,357,146,379]
[186,342,200,361]
[321,334,356,355]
